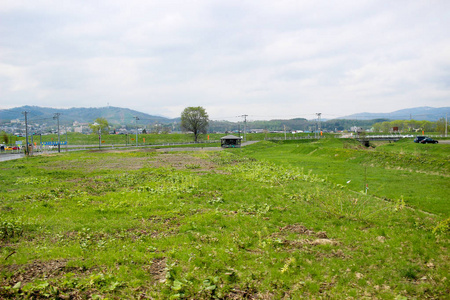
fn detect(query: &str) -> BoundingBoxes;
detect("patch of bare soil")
[40,149,221,174]
[1,259,88,285]
[146,215,181,225]
[279,224,328,239]
[97,148,157,154]
[149,153,218,172]
[325,249,348,259]
[276,224,339,248]
[224,286,266,300]
[41,156,149,171]
[285,238,339,247]
[279,224,316,235]
[143,257,167,284]
[124,227,178,240]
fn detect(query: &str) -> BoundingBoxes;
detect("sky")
[1,0,449,121]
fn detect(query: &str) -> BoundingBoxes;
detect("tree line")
[372,118,449,134]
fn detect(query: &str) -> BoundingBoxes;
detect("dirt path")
[241,141,260,146]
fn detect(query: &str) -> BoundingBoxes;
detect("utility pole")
[446,113,448,137]
[22,111,29,155]
[93,122,101,150]
[316,113,321,138]
[134,116,139,147]
[53,113,61,153]
[240,114,248,142]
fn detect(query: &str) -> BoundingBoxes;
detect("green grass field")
[0,140,449,299]
[240,138,449,216]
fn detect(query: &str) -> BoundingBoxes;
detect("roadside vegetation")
[0,139,448,299]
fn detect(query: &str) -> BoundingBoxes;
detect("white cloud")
[1,0,449,119]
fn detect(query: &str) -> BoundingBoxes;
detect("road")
[0,153,25,162]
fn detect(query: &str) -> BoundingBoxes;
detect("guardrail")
[264,136,318,141]
[353,134,446,139]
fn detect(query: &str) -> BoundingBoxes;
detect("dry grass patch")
[40,156,148,171]
[144,257,167,284]
[149,153,218,172]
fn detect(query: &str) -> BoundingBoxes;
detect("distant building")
[350,126,364,133]
[73,121,89,133]
[250,129,264,133]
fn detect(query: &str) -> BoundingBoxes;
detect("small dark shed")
[221,135,242,148]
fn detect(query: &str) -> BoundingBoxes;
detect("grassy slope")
[0,147,449,299]
[240,138,450,216]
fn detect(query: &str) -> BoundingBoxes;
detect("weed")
[15,176,50,185]
[394,196,406,211]
[0,219,24,241]
[207,197,224,204]
[400,266,421,280]
[185,163,201,169]
[432,217,450,236]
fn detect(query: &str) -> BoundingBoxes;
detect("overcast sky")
[1,0,449,121]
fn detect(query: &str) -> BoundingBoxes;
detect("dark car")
[414,136,426,143]
[420,137,438,144]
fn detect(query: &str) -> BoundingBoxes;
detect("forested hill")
[209,118,389,132]
[0,106,179,125]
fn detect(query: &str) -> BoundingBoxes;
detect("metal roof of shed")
[220,135,242,140]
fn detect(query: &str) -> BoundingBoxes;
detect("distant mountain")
[0,106,179,125]
[340,106,450,121]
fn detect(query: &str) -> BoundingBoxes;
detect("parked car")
[420,137,438,144]
[413,136,426,143]
[5,146,20,150]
